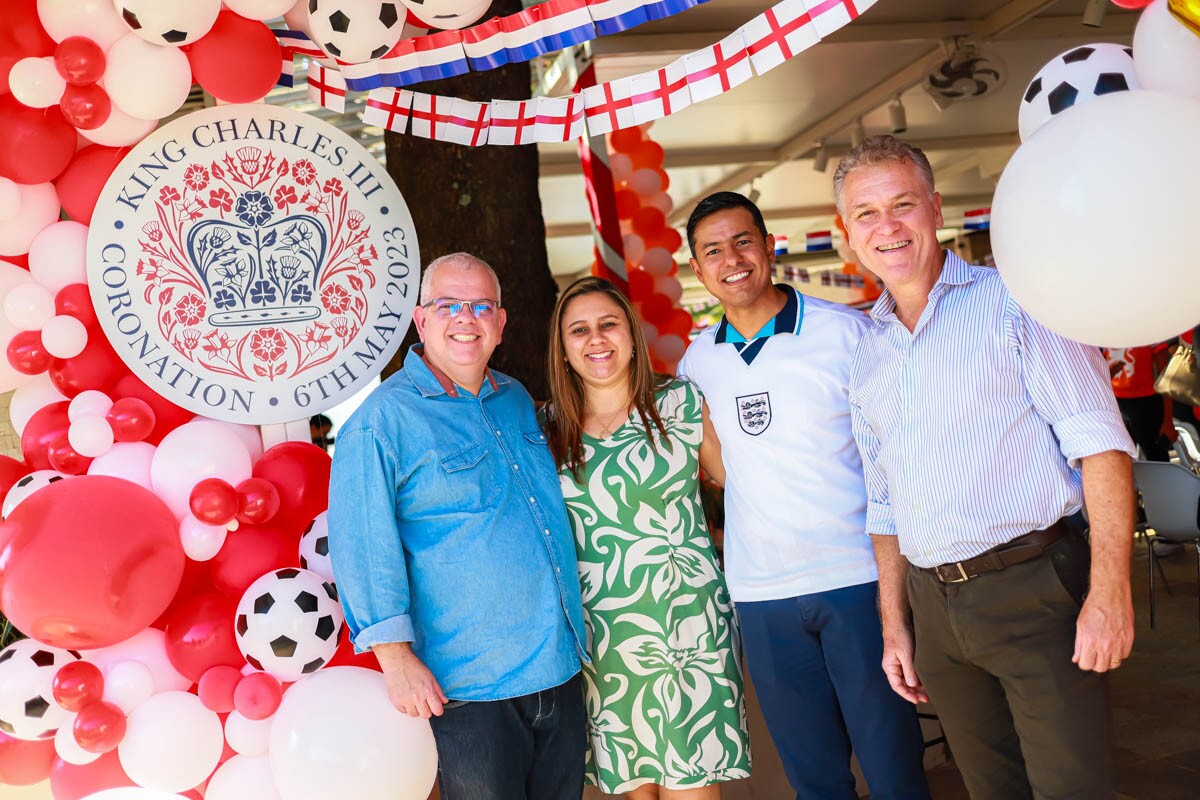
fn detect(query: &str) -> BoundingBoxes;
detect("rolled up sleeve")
[851,397,897,536]
[328,427,415,653]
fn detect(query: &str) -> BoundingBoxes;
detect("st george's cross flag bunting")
[741,0,822,75]
[582,77,639,136]
[409,94,492,146]
[683,32,753,103]
[629,58,691,125]
[307,63,347,114]
[489,96,586,145]
[362,87,416,133]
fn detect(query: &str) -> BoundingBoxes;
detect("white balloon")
[111,0,222,47]
[641,247,675,275]
[119,691,224,793]
[102,660,156,714]
[0,639,80,740]
[192,418,264,464]
[9,56,66,108]
[1017,43,1138,142]
[1134,0,1200,102]
[638,320,658,347]
[269,668,438,800]
[83,787,193,800]
[0,178,20,220]
[79,104,158,147]
[3,470,69,519]
[225,0,298,21]
[628,168,664,197]
[70,390,115,422]
[0,182,60,257]
[655,275,683,304]
[645,190,674,215]
[207,755,282,800]
[37,0,130,47]
[3,282,56,330]
[235,568,343,682]
[29,220,89,292]
[298,511,333,580]
[653,333,687,363]
[69,415,116,457]
[609,153,633,183]
[10,373,67,434]
[41,314,89,358]
[180,514,227,561]
[992,90,1200,347]
[308,0,407,63]
[104,33,192,121]
[86,629,192,694]
[0,260,37,393]
[623,233,646,265]
[55,714,102,765]
[397,0,492,29]
[225,710,272,757]
[150,420,253,519]
[88,441,157,490]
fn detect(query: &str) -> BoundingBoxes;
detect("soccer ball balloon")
[398,0,495,29]
[1018,43,1138,142]
[2,469,69,519]
[235,568,344,682]
[298,512,334,582]
[112,0,222,46]
[307,0,406,63]
[0,639,80,740]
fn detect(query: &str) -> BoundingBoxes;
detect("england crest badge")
[736,392,771,435]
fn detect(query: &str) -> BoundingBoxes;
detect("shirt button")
[512,464,519,471]
[495,430,502,436]
[529,496,536,504]
[544,529,550,536]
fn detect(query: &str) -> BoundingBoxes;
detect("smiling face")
[413,261,505,390]
[560,291,634,392]
[841,158,945,298]
[688,207,777,314]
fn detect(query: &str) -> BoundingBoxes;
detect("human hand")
[1073,588,1134,673]
[882,624,928,704]
[374,643,449,717]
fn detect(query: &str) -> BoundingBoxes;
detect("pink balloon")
[233,672,282,721]
[198,665,243,714]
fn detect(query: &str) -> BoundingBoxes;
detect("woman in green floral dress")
[543,277,751,798]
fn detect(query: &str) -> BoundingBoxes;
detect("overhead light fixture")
[1083,0,1107,27]
[812,139,829,173]
[889,96,908,134]
[850,117,866,148]
[747,180,761,205]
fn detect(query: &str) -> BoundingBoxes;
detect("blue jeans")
[429,673,586,800]
[737,581,930,800]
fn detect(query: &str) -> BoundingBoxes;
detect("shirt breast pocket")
[437,443,503,513]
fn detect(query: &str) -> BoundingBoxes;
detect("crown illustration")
[186,188,329,328]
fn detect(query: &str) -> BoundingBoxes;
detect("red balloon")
[0,0,55,96]
[626,268,654,299]
[236,477,281,525]
[106,397,156,443]
[209,521,298,598]
[630,140,665,170]
[252,442,331,535]
[52,661,106,712]
[47,433,93,475]
[639,293,674,326]
[6,328,52,375]
[0,455,29,500]
[59,83,111,130]
[608,127,644,154]
[113,373,194,445]
[20,400,70,471]
[54,37,106,85]
[0,475,185,649]
[188,11,284,103]
[233,672,282,720]
[650,227,682,254]
[73,701,126,754]
[325,629,382,672]
[55,283,99,330]
[190,477,239,526]
[50,751,136,800]
[164,592,244,683]
[54,144,131,225]
[0,731,55,785]
[151,556,212,630]
[614,188,640,218]
[49,335,129,397]
[632,206,666,239]
[1110,0,1151,6]
[198,665,242,713]
[664,308,694,340]
[0,94,76,184]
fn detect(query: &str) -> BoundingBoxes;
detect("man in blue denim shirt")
[329,252,588,799]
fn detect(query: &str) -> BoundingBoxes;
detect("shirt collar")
[869,249,977,324]
[405,344,499,398]
[715,284,802,344]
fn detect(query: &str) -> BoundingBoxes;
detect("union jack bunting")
[307,63,347,114]
[628,58,690,125]
[409,94,492,147]
[361,87,415,133]
[683,32,752,103]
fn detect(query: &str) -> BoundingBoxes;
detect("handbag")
[1154,344,1200,406]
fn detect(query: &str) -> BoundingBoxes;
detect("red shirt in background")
[1104,344,1171,399]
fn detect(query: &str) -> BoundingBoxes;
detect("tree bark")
[382,0,556,400]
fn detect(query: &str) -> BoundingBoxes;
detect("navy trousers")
[737,581,930,800]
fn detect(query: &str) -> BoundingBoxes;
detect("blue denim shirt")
[328,345,586,701]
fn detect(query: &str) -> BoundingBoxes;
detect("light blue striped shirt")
[848,252,1135,568]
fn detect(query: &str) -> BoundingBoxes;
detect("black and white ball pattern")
[307,0,405,63]
[298,512,333,582]
[235,568,344,682]
[0,640,80,740]
[1019,44,1138,142]
[2,470,69,519]
[112,0,222,46]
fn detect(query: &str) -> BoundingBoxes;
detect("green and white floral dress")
[557,379,751,794]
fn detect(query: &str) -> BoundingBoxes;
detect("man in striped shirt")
[839,135,1136,800]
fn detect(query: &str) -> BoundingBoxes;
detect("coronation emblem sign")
[88,104,419,425]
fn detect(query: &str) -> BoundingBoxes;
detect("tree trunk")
[382,0,556,400]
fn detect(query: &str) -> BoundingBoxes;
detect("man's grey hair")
[832,135,936,217]
[419,252,502,305]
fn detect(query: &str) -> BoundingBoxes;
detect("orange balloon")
[627,268,654,299]
[630,140,665,170]
[632,206,666,238]
[609,127,644,153]
[615,189,640,218]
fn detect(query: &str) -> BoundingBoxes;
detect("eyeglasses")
[422,298,501,319]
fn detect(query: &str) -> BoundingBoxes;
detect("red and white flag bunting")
[303,0,875,146]
[307,63,347,113]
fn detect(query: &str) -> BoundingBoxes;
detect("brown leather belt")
[917,519,1071,584]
